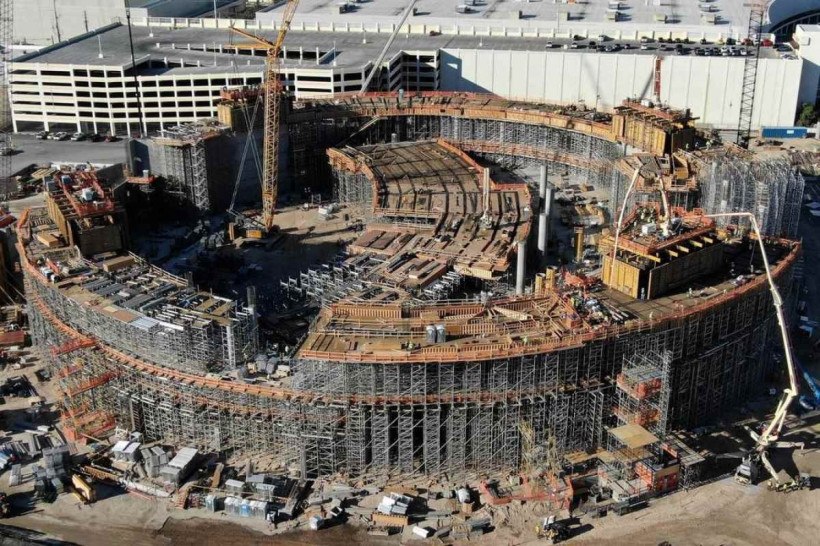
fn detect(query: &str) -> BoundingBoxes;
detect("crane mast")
[0,0,13,187]
[230,0,299,233]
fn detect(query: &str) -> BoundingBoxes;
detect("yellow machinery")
[227,0,300,241]
[71,474,96,503]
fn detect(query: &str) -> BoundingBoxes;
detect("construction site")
[2,1,820,544]
[4,85,809,528]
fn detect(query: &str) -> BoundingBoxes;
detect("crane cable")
[226,29,264,216]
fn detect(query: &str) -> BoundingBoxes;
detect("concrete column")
[516,240,526,295]
[574,226,585,263]
[537,164,548,258]
[544,187,553,244]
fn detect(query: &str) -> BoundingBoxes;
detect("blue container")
[760,126,808,139]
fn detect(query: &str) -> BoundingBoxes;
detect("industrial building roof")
[13,20,784,72]
[261,0,755,36]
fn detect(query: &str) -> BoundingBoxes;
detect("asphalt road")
[10,134,130,173]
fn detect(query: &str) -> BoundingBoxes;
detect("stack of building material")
[159,447,198,486]
[31,463,62,502]
[111,440,142,463]
[223,496,269,519]
[204,494,222,512]
[451,517,490,540]
[8,464,22,486]
[140,446,170,478]
[27,433,55,457]
[377,493,411,516]
[225,479,245,495]
[224,496,242,516]
[41,445,71,478]
[373,493,412,526]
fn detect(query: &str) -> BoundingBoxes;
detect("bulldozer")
[536,515,570,544]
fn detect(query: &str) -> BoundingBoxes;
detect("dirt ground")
[3,464,820,546]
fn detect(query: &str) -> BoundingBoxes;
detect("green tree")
[797,103,819,127]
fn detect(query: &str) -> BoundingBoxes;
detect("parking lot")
[540,37,793,59]
[9,134,130,173]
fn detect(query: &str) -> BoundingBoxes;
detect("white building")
[11,0,244,46]
[8,2,818,136]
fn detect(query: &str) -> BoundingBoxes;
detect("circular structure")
[24,92,802,479]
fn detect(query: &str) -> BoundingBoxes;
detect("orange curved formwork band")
[297,92,618,142]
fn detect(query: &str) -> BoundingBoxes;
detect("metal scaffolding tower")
[614,350,672,438]
[700,157,804,238]
[0,0,12,197]
[150,124,225,212]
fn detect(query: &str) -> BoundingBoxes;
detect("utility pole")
[125,0,145,137]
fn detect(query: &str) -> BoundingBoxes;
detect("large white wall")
[659,56,803,129]
[440,49,803,129]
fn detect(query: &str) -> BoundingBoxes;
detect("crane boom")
[705,212,800,485]
[230,0,300,232]
[358,0,417,95]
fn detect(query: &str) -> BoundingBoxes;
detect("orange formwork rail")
[292,92,618,142]
[17,206,802,401]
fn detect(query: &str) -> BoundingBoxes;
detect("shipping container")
[760,126,808,139]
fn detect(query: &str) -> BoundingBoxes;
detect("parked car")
[70,132,86,141]
[35,130,48,140]
[104,134,119,142]
[89,133,103,142]
[52,132,69,141]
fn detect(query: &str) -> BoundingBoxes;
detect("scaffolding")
[28,255,791,478]
[614,350,672,438]
[19,91,808,480]
[288,95,625,215]
[149,123,227,212]
[700,156,804,238]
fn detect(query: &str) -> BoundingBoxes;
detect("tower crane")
[0,0,14,179]
[227,0,300,241]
